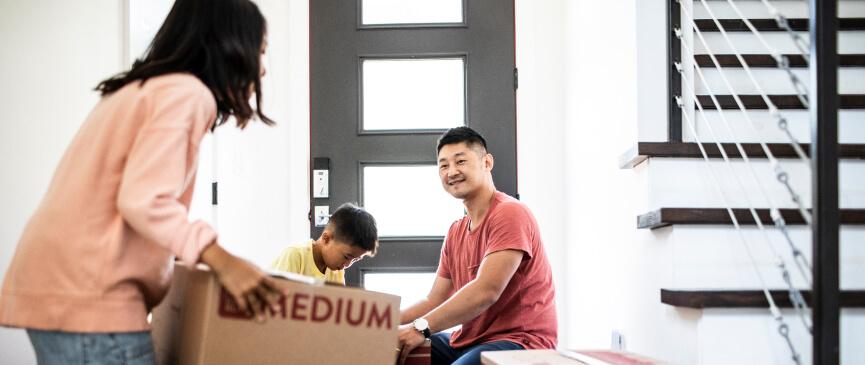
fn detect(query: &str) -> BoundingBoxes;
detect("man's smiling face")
[437,142,491,200]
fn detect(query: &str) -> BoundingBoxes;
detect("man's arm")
[397,249,524,360]
[400,276,453,325]
[424,249,523,332]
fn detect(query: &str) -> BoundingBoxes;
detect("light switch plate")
[314,205,330,227]
[313,169,329,198]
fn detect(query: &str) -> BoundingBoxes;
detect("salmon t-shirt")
[437,191,557,349]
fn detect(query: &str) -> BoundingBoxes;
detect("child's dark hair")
[327,203,379,256]
[436,126,488,154]
[95,0,273,129]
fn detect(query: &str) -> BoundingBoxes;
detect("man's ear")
[484,153,494,172]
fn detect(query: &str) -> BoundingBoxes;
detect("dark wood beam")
[696,94,865,110]
[661,289,865,309]
[810,0,840,363]
[694,54,865,68]
[693,18,865,32]
[637,208,865,229]
[619,142,865,169]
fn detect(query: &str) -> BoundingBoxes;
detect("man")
[398,127,557,365]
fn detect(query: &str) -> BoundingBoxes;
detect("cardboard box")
[151,263,400,365]
[481,349,668,365]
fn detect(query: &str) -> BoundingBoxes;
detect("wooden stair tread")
[619,142,865,169]
[637,207,865,229]
[661,289,865,308]
[695,54,865,68]
[696,94,865,110]
[693,18,865,32]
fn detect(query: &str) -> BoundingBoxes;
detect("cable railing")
[682,0,815,287]
[667,0,844,363]
[724,0,811,147]
[673,51,813,335]
[686,0,813,224]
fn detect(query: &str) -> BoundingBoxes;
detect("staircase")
[626,0,865,363]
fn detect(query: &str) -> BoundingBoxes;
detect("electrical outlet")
[611,330,625,350]
[314,206,330,227]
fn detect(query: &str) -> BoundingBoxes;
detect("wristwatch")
[413,318,431,339]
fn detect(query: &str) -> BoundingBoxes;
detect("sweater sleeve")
[116,78,217,265]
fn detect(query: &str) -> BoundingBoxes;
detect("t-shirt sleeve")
[436,242,451,279]
[483,202,535,259]
[270,247,303,274]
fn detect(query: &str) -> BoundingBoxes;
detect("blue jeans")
[430,332,524,365]
[27,329,154,365]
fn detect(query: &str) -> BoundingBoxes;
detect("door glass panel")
[361,0,463,26]
[363,271,460,332]
[363,165,464,237]
[363,272,436,310]
[362,58,465,131]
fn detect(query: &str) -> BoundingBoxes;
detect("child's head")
[96,0,273,129]
[319,203,378,271]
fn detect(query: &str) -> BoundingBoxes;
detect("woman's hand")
[200,243,284,322]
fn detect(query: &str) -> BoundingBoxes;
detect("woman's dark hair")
[95,0,273,129]
[327,203,379,256]
[436,126,488,154]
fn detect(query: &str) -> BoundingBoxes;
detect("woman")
[0,0,282,363]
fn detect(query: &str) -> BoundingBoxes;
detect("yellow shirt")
[270,240,345,284]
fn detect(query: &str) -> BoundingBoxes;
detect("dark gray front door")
[310,0,517,286]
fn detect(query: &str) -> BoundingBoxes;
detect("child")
[0,0,283,362]
[271,203,378,284]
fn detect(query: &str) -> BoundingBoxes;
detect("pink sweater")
[0,73,218,332]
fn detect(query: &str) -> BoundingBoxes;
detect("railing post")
[667,0,682,142]
[810,0,840,364]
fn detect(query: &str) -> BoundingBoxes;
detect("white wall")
[635,0,671,142]
[514,0,569,346]
[556,0,695,361]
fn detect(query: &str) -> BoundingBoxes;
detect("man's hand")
[200,243,284,322]
[397,324,426,365]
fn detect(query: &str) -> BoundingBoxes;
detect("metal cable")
[681,1,813,226]
[675,24,814,289]
[676,94,803,365]
[675,59,813,335]
[760,0,811,58]
[715,0,811,155]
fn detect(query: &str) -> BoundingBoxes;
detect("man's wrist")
[412,318,431,339]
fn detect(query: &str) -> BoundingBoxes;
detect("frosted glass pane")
[362,58,465,131]
[363,165,465,237]
[362,0,462,25]
[364,272,436,310]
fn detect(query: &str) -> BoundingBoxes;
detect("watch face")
[414,318,428,331]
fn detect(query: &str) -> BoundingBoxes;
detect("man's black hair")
[436,126,488,154]
[327,203,379,255]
